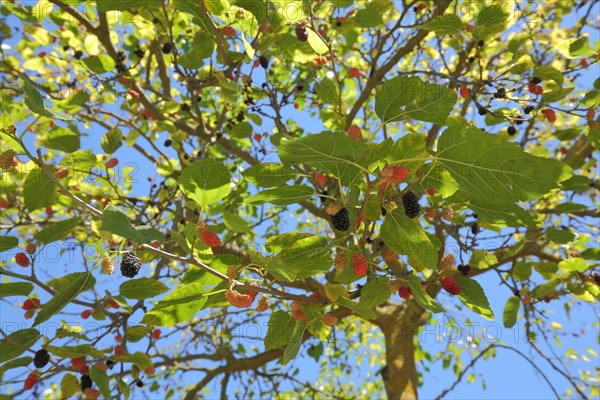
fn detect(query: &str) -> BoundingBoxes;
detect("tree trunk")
[377,302,427,399]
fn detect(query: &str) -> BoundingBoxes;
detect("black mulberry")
[507,126,517,136]
[136,380,144,388]
[402,191,420,219]
[259,55,269,69]
[74,50,83,60]
[120,252,141,278]
[33,349,50,368]
[80,374,92,391]
[161,42,172,54]
[531,76,541,84]
[494,87,506,98]
[296,25,309,41]
[331,207,350,231]
[478,107,487,116]
[457,264,471,276]
[471,223,479,235]
[523,105,535,114]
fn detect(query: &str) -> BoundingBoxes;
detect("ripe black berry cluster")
[457,264,471,276]
[120,252,141,278]
[402,191,420,219]
[507,126,517,136]
[296,25,308,41]
[162,42,172,54]
[494,87,506,99]
[33,349,50,368]
[331,207,350,231]
[80,374,92,391]
[259,55,269,69]
[524,105,535,114]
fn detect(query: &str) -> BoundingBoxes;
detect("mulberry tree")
[0,1,598,399]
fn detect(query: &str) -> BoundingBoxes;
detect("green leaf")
[304,304,330,342]
[118,379,131,400]
[503,296,520,328]
[82,55,116,74]
[558,257,588,272]
[265,233,312,254]
[470,201,535,227]
[100,205,165,244]
[120,278,168,300]
[0,236,18,252]
[34,271,95,326]
[245,185,314,206]
[306,28,328,55]
[0,282,33,297]
[375,76,457,124]
[315,78,339,105]
[48,272,95,293]
[282,321,304,365]
[44,127,80,153]
[124,326,153,343]
[469,250,498,269]
[422,14,462,35]
[533,66,564,85]
[359,277,390,309]
[0,329,40,362]
[242,163,297,187]
[23,168,58,211]
[407,275,444,313]
[0,356,32,381]
[34,217,81,244]
[307,342,323,362]
[336,298,377,319]
[269,236,332,280]
[477,4,508,26]
[513,262,532,281]
[90,365,111,399]
[46,346,106,360]
[546,227,575,244]
[96,0,162,11]
[117,351,153,369]
[142,283,206,327]
[101,128,123,154]
[355,8,382,28]
[223,211,251,233]
[457,278,494,320]
[178,159,231,207]
[21,76,73,120]
[380,209,437,271]
[437,127,572,205]
[278,131,368,186]
[569,36,590,58]
[61,374,79,399]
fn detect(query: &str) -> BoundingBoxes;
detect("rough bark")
[377,302,428,399]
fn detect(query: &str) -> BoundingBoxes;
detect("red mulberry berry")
[323,314,337,326]
[151,329,161,339]
[290,300,303,312]
[349,68,362,78]
[543,109,556,123]
[200,229,221,247]
[442,207,454,221]
[23,371,38,391]
[459,86,469,99]
[114,345,124,358]
[22,298,40,310]
[351,253,368,277]
[440,276,461,295]
[15,252,30,267]
[381,166,408,184]
[347,125,363,140]
[225,289,254,308]
[398,286,412,299]
[81,309,92,319]
[105,158,118,169]
[441,254,455,269]
[314,172,327,185]
[292,309,307,323]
